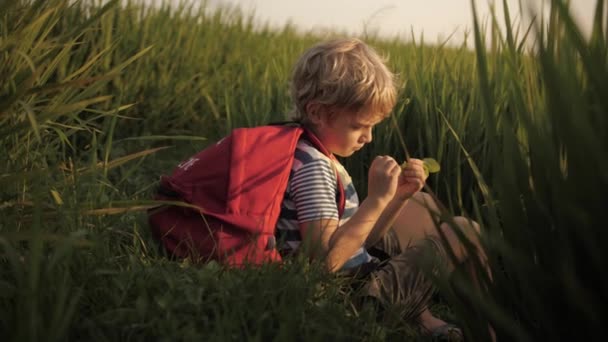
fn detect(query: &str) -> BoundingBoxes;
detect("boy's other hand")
[367,156,401,204]
[395,158,427,200]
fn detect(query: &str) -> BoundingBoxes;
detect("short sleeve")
[290,158,340,223]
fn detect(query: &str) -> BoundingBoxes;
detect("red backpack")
[148,124,345,267]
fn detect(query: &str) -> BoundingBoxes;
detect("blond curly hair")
[290,38,398,123]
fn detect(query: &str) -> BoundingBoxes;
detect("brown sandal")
[422,323,464,341]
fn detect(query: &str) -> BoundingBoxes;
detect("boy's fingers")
[374,156,396,169]
[403,163,424,172]
[390,162,401,175]
[402,174,424,182]
[407,158,424,165]
[376,156,398,168]
[402,168,425,178]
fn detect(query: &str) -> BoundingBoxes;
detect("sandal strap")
[430,323,463,341]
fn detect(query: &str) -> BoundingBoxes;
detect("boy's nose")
[366,127,373,142]
[361,127,373,143]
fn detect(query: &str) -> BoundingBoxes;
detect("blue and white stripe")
[276,139,373,269]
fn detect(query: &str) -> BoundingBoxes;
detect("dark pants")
[344,230,448,322]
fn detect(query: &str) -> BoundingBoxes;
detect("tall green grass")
[465,1,607,340]
[1,0,606,340]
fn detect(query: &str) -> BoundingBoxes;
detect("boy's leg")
[391,192,490,275]
[361,236,449,322]
[388,192,495,340]
[364,233,466,339]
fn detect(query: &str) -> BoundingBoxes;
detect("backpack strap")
[267,120,300,127]
[301,127,346,218]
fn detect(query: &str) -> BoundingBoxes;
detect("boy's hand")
[367,156,401,204]
[395,158,427,201]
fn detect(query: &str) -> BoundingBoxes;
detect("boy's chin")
[335,150,356,158]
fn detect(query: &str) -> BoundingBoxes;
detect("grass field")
[1,0,607,340]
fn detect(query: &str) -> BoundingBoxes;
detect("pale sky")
[206,0,600,46]
[142,0,601,47]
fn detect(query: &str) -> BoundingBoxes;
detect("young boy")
[275,38,492,340]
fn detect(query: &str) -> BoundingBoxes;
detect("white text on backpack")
[178,157,199,171]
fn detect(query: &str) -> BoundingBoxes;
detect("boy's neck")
[301,125,336,160]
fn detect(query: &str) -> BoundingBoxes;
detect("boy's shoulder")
[294,139,333,166]
[293,137,337,170]
[293,139,350,179]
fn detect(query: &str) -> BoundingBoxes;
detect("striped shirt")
[275,139,374,270]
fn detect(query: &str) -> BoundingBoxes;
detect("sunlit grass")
[1,0,606,340]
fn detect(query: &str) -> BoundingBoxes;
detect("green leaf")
[423,158,441,173]
[401,158,441,176]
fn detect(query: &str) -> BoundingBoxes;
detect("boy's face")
[313,107,385,157]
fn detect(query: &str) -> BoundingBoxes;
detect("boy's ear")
[306,102,325,126]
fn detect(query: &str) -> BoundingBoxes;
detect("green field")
[1,0,607,340]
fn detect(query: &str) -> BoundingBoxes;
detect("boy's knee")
[453,216,481,235]
[437,222,467,262]
[412,192,438,210]
[451,217,483,250]
[439,217,484,263]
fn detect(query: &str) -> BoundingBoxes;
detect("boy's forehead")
[353,110,387,125]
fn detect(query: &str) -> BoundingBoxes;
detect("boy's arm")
[364,196,410,248]
[298,155,400,272]
[300,196,387,272]
[365,158,428,248]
